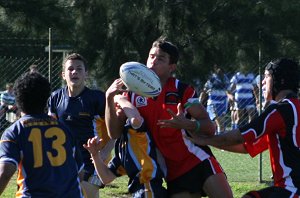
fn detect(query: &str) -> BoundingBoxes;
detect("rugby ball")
[119,62,162,97]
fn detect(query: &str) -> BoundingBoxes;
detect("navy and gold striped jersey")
[48,87,112,175]
[0,114,84,198]
[108,120,167,197]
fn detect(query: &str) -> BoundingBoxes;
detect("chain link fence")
[199,64,263,133]
[0,55,271,183]
[198,64,271,183]
[0,56,264,136]
[0,55,63,132]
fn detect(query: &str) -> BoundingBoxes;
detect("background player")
[200,64,230,134]
[48,53,114,198]
[0,72,84,197]
[227,63,258,128]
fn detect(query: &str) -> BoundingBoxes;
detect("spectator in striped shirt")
[200,64,230,134]
[0,83,18,131]
[227,64,258,128]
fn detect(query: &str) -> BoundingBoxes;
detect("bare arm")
[0,163,16,195]
[215,143,248,154]
[199,90,208,106]
[83,137,116,184]
[226,83,236,103]
[105,79,126,139]
[187,102,216,135]
[185,129,245,147]
[114,95,143,129]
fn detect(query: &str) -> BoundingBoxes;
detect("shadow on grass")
[259,180,273,186]
[105,183,119,188]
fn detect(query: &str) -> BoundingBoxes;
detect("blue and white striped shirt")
[230,72,256,102]
[204,73,230,105]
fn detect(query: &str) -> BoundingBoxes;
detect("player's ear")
[169,63,176,73]
[62,72,66,80]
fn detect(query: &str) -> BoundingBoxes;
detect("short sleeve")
[0,129,20,167]
[240,103,285,143]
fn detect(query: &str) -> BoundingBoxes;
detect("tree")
[1,0,300,90]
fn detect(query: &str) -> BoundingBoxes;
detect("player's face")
[262,70,273,101]
[62,59,87,88]
[147,47,176,84]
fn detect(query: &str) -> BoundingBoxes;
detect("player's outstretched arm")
[105,79,126,139]
[185,129,244,147]
[0,163,16,195]
[157,102,215,136]
[83,137,116,184]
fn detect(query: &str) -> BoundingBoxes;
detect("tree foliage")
[1,0,300,89]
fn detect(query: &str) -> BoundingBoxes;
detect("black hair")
[152,38,179,64]
[265,58,299,98]
[13,72,51,114]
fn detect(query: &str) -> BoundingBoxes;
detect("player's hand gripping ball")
[119,62,162,97]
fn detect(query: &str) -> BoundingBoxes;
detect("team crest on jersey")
[135,96,147,107]
[165,92,180,104]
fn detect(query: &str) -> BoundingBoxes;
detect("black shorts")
[245,186,297,198]
[167,157,224,196]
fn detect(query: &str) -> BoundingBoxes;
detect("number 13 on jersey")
[28,127,67,168]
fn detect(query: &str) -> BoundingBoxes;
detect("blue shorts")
[207,103,228,120]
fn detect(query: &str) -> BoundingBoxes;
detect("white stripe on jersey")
[285,99,299,147]
[181,129,210,161]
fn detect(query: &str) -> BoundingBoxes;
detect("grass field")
[1,148,272,198]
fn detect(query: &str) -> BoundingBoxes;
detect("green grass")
[213,148,272,197]
[2,148,272,198]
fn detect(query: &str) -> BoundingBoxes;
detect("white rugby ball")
[119,62,162,97]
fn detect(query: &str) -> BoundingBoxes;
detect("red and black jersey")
[241,95,300,196]
[126,77,215,181]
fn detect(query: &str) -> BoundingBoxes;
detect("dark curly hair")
[13,72,51,114]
